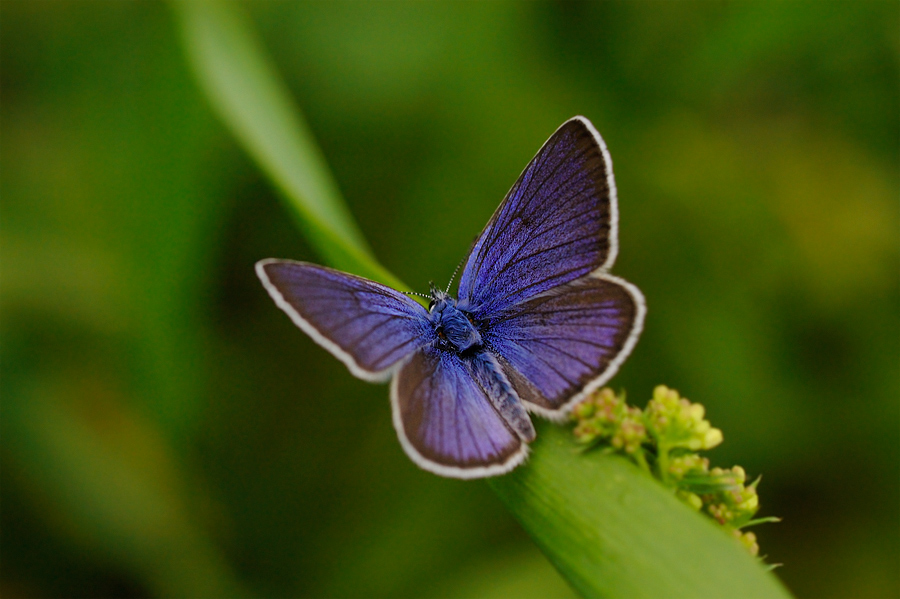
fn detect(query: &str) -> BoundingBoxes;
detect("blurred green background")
[2,1,897,597]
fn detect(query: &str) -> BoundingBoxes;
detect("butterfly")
[256,116,645,479]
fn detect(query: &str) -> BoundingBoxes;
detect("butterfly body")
[257,116,646,479]
[429,293,483,354]
[427,292,537,444]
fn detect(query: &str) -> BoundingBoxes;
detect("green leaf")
[490,422,791,598]
[170,0,405,290]
[744,516,784,528]
[171,3,794,597]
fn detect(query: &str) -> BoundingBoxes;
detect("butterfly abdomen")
[469,352,536,442]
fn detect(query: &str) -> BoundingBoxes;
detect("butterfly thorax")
[429,295,482,353]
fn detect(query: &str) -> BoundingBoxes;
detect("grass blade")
[172,0,404,289]
[489,422,792,598]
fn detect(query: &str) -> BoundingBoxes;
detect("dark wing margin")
[391,347,529,479]
[256,259,431,382]
[484,274,646,419]
[457,116,619,317]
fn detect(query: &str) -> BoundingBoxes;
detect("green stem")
[632,446,651,473]
[656,441,671,485]
[170,0,405,291]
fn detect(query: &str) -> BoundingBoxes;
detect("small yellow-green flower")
[703,466,760,527]
[676,489,704,511]
[645,385,723,451]
[733,529,760,557]
[668,453,709,479]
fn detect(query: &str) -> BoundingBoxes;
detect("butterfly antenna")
[401,290,431,299]
[445,256,466,294]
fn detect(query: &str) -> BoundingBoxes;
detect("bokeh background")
[2,2,898,598]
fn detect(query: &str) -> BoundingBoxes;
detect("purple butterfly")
[256,117,645,479]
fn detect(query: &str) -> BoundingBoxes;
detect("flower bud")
[645,385,723,452]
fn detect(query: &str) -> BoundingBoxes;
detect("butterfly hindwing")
[391,347,530,478]
[457,117,618,316]
[484,274,645,417]
[256,259,431,381]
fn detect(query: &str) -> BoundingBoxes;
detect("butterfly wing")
[484,274,645,418]
[457,117,619,316]
[256,259,430,381]
[391,347,530,478]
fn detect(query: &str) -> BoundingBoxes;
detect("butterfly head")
[428,281,452,308]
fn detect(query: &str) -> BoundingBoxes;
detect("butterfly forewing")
[457,117,617,316]
[257,260,431,381]
[485,275,645,416]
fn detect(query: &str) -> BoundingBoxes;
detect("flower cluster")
[675,463,769,557]
[571,385,778,560]
[572,388,646,453]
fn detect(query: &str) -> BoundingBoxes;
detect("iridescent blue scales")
[256,117,646,478]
